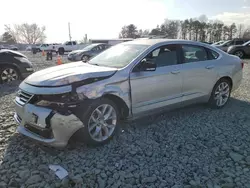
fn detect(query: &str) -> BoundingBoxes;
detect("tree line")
[119,15,250,43]
[0,23,46,44]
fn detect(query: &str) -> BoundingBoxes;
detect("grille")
[16,114,22,123]
[16,90,33,106]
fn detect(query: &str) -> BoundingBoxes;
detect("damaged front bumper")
[14,101,84,148]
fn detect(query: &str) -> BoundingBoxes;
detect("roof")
[90,38,133,41]
[125,39,207,46]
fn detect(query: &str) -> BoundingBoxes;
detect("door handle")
[206,65,214,69]
[171,70,180,74]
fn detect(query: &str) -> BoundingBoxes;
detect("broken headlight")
[35,92,87,107]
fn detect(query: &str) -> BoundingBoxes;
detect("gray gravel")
[0,52,250,187]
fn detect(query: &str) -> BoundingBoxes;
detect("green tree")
[1,32,16,44]
[119,24,139,38]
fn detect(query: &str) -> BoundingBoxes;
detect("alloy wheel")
[82,56,89,62]
[235,51,244,58]
[88,104,117,142]
[214,82,230,107]
[1,68,18,83]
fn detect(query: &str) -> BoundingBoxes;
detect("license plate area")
[22,104,52,129]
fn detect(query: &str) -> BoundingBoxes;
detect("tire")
[0,66,20,84]
[81,55,89,62]
[234,50,244,58]
[78,98,120,146]
[208,78,232,109]
[58,48,65,55]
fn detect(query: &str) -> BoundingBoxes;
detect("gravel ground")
[0,52,250,188]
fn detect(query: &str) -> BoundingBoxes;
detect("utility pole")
[68,22,72,42]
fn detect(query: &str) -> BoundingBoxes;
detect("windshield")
[213,41,224,45]
[221,40,231,46]
[88,43,149,68]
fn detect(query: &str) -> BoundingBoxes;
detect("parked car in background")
[26,45,32,51]
[227,40,250,58]
[32,43,60,53]
[14,39,243,147]
[55,41,89,55]
[212,41,225,45]
[9,45,18,51]
[213,38,249,52]
[0,50,33,83]
[0,45,9,50]
[68,43,111,62]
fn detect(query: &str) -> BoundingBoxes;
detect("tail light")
[241,61,244,69]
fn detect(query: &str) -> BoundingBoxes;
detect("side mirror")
[141,58,156,71]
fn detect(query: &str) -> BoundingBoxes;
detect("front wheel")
[79,98,120,146]
[208,79,231,109]
[0,66,20,84]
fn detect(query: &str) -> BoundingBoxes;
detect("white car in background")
[54,41,89,55]
[32,43,61,53]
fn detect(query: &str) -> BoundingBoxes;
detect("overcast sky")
[1,0,250,43]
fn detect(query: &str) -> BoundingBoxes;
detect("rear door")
[180,44,219,102]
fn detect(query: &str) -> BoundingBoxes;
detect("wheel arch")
[0,62,21,74]
[102,94,130,119]
[217,76,233,88]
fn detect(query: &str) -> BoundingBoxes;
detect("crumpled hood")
[24,62,117,87]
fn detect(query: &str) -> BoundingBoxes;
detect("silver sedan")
[14,39,243,147]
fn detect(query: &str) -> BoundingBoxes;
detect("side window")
[72,41,76,45]
[92,47,98,51]
[182,45,208,63]
[144,45,179,67]
[235,41,244,45]
[98,45,104,50]
[66,42,71,45]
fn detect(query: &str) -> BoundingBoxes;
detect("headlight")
[36,92,87,106]
[26,67,33,71]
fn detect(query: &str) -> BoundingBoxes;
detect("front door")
[130,44,183,115]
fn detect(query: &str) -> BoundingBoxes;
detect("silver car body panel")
[14,39,243,147]
[14,102,83,147]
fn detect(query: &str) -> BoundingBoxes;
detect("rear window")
[207,49,220,60]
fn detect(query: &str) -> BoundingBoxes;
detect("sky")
[1,0,250,43]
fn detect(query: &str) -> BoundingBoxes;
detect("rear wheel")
[208,79,231,109]
[79,98,120,146]
[234,50,244,58]
[0,66,20,84]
